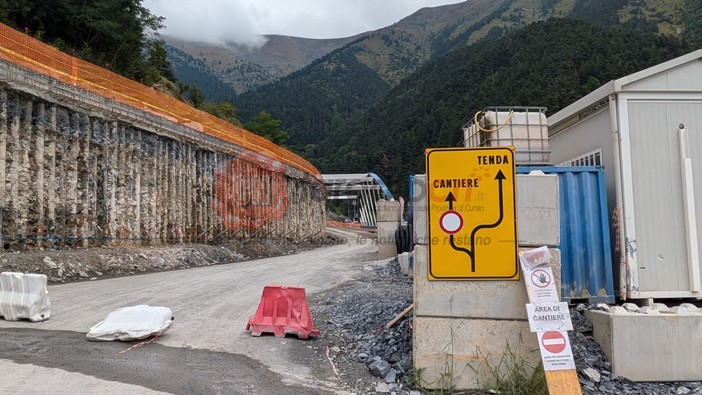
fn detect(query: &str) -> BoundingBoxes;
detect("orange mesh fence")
[326,220,362,230]
[0,23,321,180]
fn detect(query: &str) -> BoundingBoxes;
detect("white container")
[464,107,550,164]
[548,49,702,300]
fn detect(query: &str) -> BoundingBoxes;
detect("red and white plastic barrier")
[246,285,319,339]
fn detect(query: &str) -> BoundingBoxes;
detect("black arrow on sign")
[445,191,456,210]
[445,171,507,273]
[445,192,473,260]
[467,170,506,272]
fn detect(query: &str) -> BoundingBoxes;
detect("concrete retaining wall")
[0,81,325,251]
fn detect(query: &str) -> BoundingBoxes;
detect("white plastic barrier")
[87,305,173,341]
[0,272,51,322]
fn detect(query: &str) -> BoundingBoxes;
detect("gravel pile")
[0,236,337,284]
[311,257,702,395]
[0,245,242,283]
[309,258,416,394]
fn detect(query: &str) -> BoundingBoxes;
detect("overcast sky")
[143,0,465,47]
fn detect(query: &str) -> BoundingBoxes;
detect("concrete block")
[652,303,670,313]
[398,252,409,276]
[608,306,629,315]
[413,316,539,391]
[586,309,702,381]
[414,244,562,319]
[398,251,414,277]
[638,306,661,315]
[377,221,398,259]
[376,200,401,223]
[668,304,699,315]
[516,174,559,246]
[412,175,428,245]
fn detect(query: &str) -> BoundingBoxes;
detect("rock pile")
[0,245,242,283]
[312,257,702,394]
[0,236,338,284]
[309,258,416,394]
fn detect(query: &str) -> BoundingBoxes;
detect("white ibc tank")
[463,107,550,164]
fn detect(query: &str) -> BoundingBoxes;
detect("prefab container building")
[548,49,702,301]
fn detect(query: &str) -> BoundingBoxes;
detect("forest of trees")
[0,0,167,84]
[0,0,289,145]
[311,18,693,198]
[0,1,700,187]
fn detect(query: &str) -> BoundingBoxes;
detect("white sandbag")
[87,305,173,342]
[0,272,51,322]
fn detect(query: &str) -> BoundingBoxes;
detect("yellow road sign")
[425,147,518,280]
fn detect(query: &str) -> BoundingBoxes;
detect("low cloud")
[144,0,267,47]
[144,0,464,45]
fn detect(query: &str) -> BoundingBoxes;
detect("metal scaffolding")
[322,173,393,227]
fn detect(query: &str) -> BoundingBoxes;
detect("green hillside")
[233,0,699,153]
[166,45,237,103]
[313,18,691,198]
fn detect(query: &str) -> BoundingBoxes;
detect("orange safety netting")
[0,23,321,180]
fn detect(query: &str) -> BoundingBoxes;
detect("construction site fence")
[0,22,321,179]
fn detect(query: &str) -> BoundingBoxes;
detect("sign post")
[425,147,518,280]
[520,247,582,394]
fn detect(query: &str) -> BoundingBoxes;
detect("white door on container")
[626,101,702,296]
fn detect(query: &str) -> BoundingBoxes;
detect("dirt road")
[0,229,376,394]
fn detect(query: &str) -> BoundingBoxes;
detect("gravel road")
[3,228,702,395]
[0,229,375,394]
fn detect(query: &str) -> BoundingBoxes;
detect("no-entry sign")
[541,331,567,353]
[537,330,576,371]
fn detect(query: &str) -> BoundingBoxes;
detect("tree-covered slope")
[234,0,699,152]
[236,45,391,148]
[166,45,238,103]
[314,18,692,197]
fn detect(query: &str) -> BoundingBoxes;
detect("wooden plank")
[520,250,582,395]
[545,370,582,394]
[385,303,413,329]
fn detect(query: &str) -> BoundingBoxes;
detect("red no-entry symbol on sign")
[439,210,463,235]
[541,331,567,354]
[531,269,551,288]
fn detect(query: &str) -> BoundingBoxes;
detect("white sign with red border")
[537,330,576,371]
[523,266,559,304]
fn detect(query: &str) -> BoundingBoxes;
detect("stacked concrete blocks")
[411,172,561,391]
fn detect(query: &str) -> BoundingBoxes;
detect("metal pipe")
[678,124,701,292]
[609,94,628,299]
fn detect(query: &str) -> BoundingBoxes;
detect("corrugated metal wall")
[518,166,615,303]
